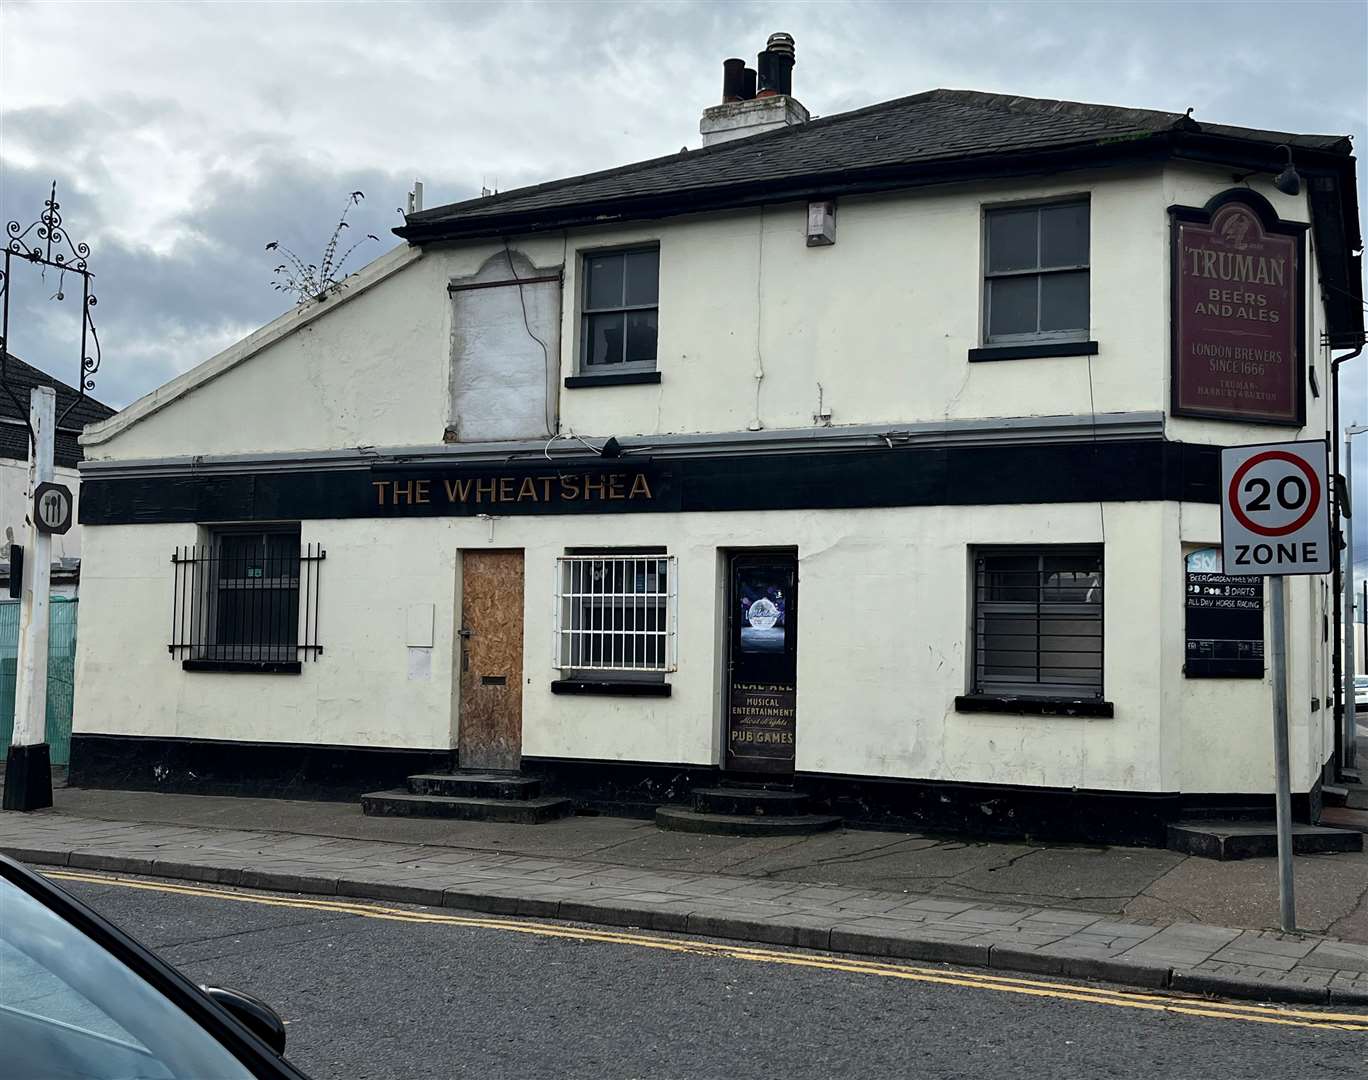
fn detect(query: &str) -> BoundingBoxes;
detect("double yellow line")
[47,869,1368,1033]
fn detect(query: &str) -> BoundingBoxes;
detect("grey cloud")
[1,0,1364,550]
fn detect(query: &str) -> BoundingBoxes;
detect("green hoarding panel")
[0,598,78,766]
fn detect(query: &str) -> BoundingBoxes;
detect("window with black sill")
[554,551,676,690]
[579,247,659,375]
[971,547,1104,700]
[982,199,1090,349]
[170,526,325,671]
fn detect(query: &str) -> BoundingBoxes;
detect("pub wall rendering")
[81,166,1324,463]
[69,133,1344,835]
[73,502,1330,797]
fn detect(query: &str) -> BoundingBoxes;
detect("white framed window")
[579,246,659,373]
[983,198,1090,345]
[555,552,677,674]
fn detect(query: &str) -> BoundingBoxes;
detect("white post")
[3,386,55,811]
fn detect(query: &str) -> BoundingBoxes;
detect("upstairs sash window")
[984,200,1090,344]
[580,247,659,372]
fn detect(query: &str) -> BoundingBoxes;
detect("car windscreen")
[0,873,257,1079]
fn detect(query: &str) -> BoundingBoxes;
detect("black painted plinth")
[3,743,53,811]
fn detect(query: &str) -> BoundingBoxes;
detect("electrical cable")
[503,238,556,436]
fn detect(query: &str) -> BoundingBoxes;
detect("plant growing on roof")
[266,191,380,307]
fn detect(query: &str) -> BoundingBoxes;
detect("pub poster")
[1170,190,1305,426]
[728,682,797,767]
[1184,548,1264,678]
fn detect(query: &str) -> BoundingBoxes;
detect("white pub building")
[69,38,1365,843]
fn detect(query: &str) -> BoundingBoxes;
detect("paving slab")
[5,804,1368,1008]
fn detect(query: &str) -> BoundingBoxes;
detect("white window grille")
[555,554,677,673]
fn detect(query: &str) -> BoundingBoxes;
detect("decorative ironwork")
[0,180,103,434]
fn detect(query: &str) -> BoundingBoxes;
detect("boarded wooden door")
[458,550,525,771]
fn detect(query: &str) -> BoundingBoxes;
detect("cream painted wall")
[1175,500,1334,794]
[73,162,1341,796]
[86,165,1335,465]
[0,459,84,560]
[73,499,1327,794]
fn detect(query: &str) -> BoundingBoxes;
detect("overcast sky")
[2,0,1366,563]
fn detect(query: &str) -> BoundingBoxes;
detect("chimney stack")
[700,31,808,147]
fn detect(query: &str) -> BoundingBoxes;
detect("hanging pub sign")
[1169,189,1306,426]
[1183,547,1264,678]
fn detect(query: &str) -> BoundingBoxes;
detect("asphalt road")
[55,872,1367,1080]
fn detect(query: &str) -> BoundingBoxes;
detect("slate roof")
[397,87,1361,347]
[402,89,1352,234]
[0,354,116,468]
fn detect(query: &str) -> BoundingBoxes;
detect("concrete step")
[1343,785,1368,811]
[690,786,810,816]
[1318,806,1368,834]
[407,772,543,800]
[361,790,572,824]
[656,806,841,837]
[1322,784,1349,808]
[1167,819,1363,860]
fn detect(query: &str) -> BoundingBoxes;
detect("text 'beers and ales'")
[1172,197,1301,424]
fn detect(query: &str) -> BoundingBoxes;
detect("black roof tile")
[0,354,116,467]
[404,89,1351,232]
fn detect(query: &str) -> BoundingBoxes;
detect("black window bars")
[170,539,325,670]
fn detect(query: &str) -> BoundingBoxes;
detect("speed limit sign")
[1220,440,1330,576]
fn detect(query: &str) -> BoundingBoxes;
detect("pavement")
[58,873,1368,1080]
[3,784,1368,1007]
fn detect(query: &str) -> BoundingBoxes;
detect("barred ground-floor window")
[555,550,677,676]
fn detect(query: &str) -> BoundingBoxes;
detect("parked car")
[1355,674,1368,710]
[0,853,310,1079]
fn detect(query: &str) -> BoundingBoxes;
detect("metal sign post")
[1221,439,1332,933]
[1267,574,1295,931]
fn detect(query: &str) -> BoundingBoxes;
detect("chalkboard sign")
[1184,548,1264,678]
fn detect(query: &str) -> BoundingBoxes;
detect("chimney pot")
[766,32,795,59]
[742,67,757,100]
[722,57,746,102]
[756,33,795,97]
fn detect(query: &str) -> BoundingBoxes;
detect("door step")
[1340,784,1368,810]
[360,790,572,824]
[361,769,572,823]
[656,784,842,835]
[1166,819,1363,860]
[690,786,810,816]
[1322,784,1349,807]
[1317,806,1368,834]
[406,772,545,800]
[656,807,842,837]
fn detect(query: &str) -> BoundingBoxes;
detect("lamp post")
[1346,423,1368,772]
